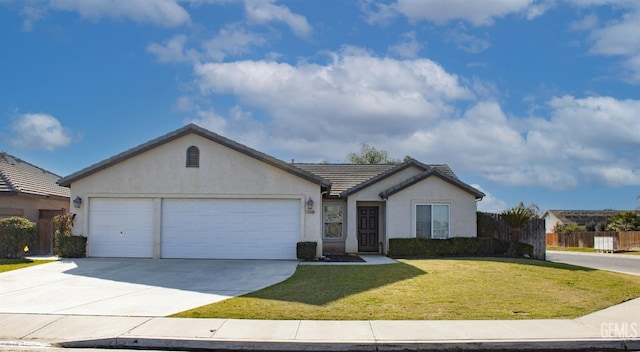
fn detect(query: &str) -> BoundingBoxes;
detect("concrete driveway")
[0,258,298,317]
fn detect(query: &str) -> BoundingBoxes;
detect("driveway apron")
[0,258,298,317]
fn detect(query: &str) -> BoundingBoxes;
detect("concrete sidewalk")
[1,297,639,351]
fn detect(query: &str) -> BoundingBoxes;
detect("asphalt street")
[546,250,640,276]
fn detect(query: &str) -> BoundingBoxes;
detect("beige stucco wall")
[386,176,478,246]
[344,167,423,253]
[0,196,69,223]
[543,212,560,234]
[68,133,322,257]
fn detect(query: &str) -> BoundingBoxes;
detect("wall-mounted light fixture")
[306,197,314,213]
[73,196,82,209]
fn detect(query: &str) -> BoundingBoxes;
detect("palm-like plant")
[501,202,539,242]
[606,211,640,231]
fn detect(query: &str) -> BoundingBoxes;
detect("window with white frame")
[323,204,343,238]
[415,204,450,239]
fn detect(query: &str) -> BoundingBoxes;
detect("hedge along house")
[0,153,70,254]
[58,124,484,259]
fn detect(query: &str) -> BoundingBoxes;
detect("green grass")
[547,247,598,253]
[174,258,640,320]
[0,259,56,273]
[620,251,640,255]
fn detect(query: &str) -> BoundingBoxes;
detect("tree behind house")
[346,143,406,164]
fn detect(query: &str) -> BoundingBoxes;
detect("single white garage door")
[88,198,154,258]
[161,199,300,259]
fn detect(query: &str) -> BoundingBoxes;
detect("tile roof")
[294,163,394,197]
[295,160,483,199]
[0,153,70,199]
[542,210,636,225]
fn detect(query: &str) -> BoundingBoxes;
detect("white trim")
[413,202,451,239]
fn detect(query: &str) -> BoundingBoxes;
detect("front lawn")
[174,258,640,320]
[0,259,55,273]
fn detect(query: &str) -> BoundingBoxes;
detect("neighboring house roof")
[541,210,629,226]
[296,159,484,200]
[0,153,70,199]
[58,124,332,190]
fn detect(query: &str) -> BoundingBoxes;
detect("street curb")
[58,337,640,351]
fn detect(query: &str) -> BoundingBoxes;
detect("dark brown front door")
[37,209,64,254]
[358,207,378,252]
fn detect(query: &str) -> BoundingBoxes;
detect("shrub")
[509,241,534,257]
[296,241,317,261]
[553,223,586,235]
[52,213,86,258]
[0,217,36,259]
[53,213,74,237]
[388,237,513,258]
[54,235,87,258]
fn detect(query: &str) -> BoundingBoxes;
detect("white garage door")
[161,199,300,259]
[88,198,154,258]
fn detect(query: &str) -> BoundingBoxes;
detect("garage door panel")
[161,199,300,259]
[89,198,154,258]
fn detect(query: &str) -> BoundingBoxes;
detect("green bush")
[0,217,36,259]
[508,241,534,257]
[296,241,317,261]
[54,235,87,258]
[388,237,522,258]
[52,213,85,258]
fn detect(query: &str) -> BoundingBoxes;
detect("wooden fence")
[477,212,546,260]
[547,231,640,251]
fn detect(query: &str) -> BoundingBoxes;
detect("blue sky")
[1,0,639,213]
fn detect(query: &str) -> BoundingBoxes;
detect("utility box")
[594,236,617,253]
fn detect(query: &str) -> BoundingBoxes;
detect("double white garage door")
[88,198,300,259]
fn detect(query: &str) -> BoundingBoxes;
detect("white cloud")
[395,0,536,26]
[526,0,555,20]
[202,23,267,61]
[360,0,398,26]
[588,11,640,56]
[244,0,312,38]
[580,166,640,186]
[20,5,47,31]
[37,0,191,27]
[185,108,229,134]
[10,113,73,151]
[388,31,423,58]
[472,184,508,213]
[187,43,640,189]
[147,35,192,63]
[444,25,491,53]
[194,49,474,140]
[566,3,640,83]
[569,13,599,31]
